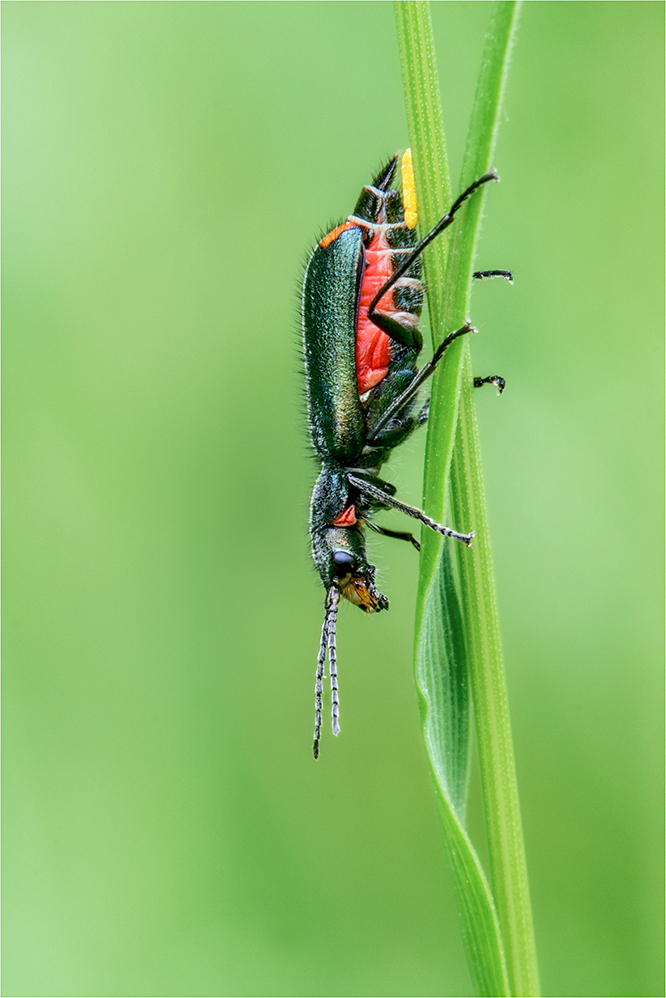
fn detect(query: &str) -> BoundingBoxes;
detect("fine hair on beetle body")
[301,150,511,758]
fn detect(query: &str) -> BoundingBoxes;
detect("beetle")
[302,151,510,757]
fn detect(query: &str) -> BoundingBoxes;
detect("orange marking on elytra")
[319,222,355,250]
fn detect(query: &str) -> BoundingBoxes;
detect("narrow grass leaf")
[395,3,509,995]
[448,4,540,994]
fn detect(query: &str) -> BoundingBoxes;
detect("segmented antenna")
[313,586,340,759]
[327,594,340,736]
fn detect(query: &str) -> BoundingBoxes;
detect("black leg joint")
[474,375,506,395]
[473,270,513,283]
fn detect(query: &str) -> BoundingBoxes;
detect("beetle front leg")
[347,473,474,547]
[365,518,421,551]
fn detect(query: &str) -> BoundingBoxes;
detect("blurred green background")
[3,2,663,996]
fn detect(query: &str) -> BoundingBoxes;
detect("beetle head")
[312,525,389,613]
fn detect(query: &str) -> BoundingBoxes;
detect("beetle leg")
[365,518,421,551]
[347,474,473,547]
[367,322,475,444]
[474,375,506,395]
[327,594,340,737]
[365,308,423,350]
[366,170,499,322]
[473,269,513,283]
[365,565,389,612]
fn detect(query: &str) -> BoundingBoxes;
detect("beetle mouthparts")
[342,577,386,612]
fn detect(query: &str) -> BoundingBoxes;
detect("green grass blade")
[452,354,540,998]
[418,559,509,998]
[394,0,459,596]
[395,3,510,995]
[396,2,539,995]
[450,6,540,992]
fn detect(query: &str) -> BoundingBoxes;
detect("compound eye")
[332,550,355,578]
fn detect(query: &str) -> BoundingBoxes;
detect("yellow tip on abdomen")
[401,149,418,230]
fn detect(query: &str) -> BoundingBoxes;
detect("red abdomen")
[356,230,394,394]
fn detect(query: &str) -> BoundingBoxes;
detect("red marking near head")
[331,504,357,527]
[319,222,355,250]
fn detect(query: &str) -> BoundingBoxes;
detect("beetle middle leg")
[367,322,475,444]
